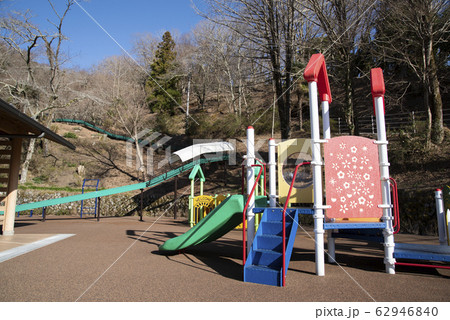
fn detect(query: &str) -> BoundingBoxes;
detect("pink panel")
[324,136,383,219]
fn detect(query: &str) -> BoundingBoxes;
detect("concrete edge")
[0,234,75,263]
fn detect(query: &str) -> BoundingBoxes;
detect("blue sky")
[2,0,203,69]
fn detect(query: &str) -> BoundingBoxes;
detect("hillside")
[26,121,450,194]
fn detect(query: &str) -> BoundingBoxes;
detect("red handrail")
[281,161,311,287]
[242,164,264,266]
[389,177,400,234]
[395,262,450,270]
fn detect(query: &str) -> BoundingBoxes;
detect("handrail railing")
[242,164,264,266]
[1,155,228,215]
[281,161,311,287]
[389,177,400,234]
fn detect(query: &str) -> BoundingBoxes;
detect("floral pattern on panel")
[324,136,383,219]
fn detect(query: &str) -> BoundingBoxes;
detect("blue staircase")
[244,208,301,286]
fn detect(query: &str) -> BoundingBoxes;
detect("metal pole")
[321,100,330,140]
[97,197,101,222]
[246,126,255,254]
[268,138,277,207]
[435,189,446,245]
[173,175,178,219]
[139,189,144,221]
[372,67,395,275]
[308,81,325,277]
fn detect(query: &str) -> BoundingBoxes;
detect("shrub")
[63,132,78,139]
[32,175,49,184]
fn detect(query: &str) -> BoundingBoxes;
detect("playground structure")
[187,162,229,227]
[159,53,450,287]
[1,56,448,287]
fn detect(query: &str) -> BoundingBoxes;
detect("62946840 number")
[375,307,438,317]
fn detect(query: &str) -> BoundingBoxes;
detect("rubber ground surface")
[0,215,448,302]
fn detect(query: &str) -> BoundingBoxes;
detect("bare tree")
[0,0,76,183]
[94,55,151,179]
[194,0,309,139]
[302,0,378,135]
[374,0,448,145]
[192,21,253,116]
[132,33,159,72]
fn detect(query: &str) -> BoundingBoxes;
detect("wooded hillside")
[0,0,448,189]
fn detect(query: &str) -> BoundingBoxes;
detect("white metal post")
[268,138,277,207]
[435,189,447,245]
[309,81,325,276]
[321,101,330,140]
[374,95,395,274]
[246,126,255,253]
[322,100,336,263]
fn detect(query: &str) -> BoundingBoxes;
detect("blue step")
[251,249,282,267]
[257,234,284,251]
[244,265,281,286]
[260,221,292,236]
[244,207,300,287]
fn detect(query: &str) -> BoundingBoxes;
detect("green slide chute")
[159,195,267,252]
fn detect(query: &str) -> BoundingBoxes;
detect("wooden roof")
[0,98,75,150]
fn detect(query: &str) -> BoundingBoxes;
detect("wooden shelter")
[0,98,75,235]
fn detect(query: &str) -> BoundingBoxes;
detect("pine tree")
[146,31,181,115]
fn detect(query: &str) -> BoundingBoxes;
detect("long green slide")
[159,195,267,252]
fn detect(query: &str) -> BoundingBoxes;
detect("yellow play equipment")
[188,163,229,227]
[191,194,228,226]
[277,138,314,205]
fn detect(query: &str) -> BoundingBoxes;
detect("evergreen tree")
[146,31,181,115]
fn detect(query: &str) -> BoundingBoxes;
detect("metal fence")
[333,108,450,136]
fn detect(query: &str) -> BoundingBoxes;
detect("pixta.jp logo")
[126,129,172,176]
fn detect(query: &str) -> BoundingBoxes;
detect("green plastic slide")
[159,195,267,252]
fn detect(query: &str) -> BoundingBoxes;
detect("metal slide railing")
[0,155,228,215]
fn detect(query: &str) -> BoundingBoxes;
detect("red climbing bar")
[303,53,332,103]
[370,68,385,114]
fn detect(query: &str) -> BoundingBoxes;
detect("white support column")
[435,189,447,245]
[374,96,395,274]
[2,138,22,236]
[309,81,325,276]
[246,126,255,253]
[322,100,335,263]
[268,138,277,207]
[321,100,331,140]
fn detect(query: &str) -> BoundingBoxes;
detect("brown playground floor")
[0,215,449,302]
